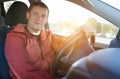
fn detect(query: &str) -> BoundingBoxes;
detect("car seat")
[0,1,28,79]
[5,1,28,27]
[0,25,11,79]
[0,16,5,27]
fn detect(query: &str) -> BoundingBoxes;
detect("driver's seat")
[5,1,28,27]
[0,1,28,79]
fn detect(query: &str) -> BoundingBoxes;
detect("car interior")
[0,0,120,79]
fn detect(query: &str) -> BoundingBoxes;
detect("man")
[5,2,62,79]
[5,1,94,79]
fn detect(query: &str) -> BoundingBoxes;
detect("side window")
[42,0,119,46]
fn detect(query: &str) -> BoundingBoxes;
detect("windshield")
[42,0,119,47]
[42,0,118,35]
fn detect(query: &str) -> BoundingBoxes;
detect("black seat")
[0,1,28,79]
[5,1,28,27]
[0,16,5,27]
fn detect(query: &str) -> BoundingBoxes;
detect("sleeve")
[5,33,28,62]
[51,34,66,53]
[5,33,37,79]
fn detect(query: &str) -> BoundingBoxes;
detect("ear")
[26,11,29,20]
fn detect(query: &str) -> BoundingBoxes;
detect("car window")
[42,0,119,47]
[3,0,119,47]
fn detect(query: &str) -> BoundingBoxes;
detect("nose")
[36,15,43,21]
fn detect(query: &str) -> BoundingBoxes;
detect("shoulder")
[12,23,27,32]
[7,23,33,39]
[41,29,53,37]
[6,31,26,45]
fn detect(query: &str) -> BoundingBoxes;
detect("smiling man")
[5,2,63,79]
[5,1,94,79]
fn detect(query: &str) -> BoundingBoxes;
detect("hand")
[77,25,95,38]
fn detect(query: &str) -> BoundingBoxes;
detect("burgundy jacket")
[5,23,64,79]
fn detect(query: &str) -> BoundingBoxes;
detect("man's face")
[26,6,48,31]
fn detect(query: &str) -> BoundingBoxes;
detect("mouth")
[34,22,42,25]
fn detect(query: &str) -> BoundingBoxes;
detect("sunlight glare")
[43,0,89,25]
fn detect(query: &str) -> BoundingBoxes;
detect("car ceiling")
[0,0,40,3]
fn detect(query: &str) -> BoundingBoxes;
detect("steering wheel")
[52,33,95,78]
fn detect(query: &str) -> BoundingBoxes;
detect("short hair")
[28,2,49,14]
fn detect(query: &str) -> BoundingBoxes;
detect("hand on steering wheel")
[52,25,95,78]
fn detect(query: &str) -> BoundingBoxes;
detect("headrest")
[109,29,120,48]
[116,29,120,39]
[5,1,28,27]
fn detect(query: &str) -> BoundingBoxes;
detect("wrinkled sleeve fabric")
[5,32,52,79]
[51,34,66,53]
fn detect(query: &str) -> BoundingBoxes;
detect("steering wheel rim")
[52,33,91,77]
[52,32,95,77]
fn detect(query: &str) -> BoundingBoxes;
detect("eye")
[41,14,46,18]
[33,13,37,16]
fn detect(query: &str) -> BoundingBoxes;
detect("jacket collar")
[12,23,27,32]
[12,23,48,40]
[12,23,32,37]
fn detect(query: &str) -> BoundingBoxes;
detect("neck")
[26,26,41,36]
